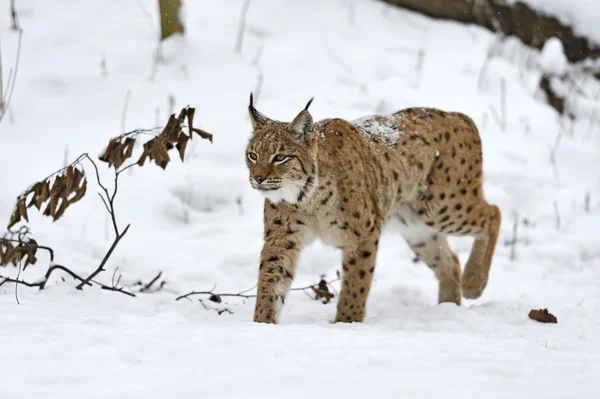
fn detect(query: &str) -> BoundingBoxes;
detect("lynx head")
[245,94,318,205]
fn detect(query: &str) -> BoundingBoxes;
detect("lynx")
[245,94,501,324]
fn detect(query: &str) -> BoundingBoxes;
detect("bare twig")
[75,224,130,290]
[121,89,131,134]
[500,78,507,132]
[149,43,162,82]
[10,0,20,31]
[176,275,341,303]
[140,271,163,293]
[235,0,251,54]
[100,53,108,78]
[0,29,22,125]
[251,45,264,67]
[14,259,22,303]
[549,128,563,181]
[477,35,502,90]
[584,191,591,213]
[253,70,264,104]
[509,213,519,261]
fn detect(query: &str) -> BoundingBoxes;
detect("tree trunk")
[380,0,600,63]
[158,0,184,40]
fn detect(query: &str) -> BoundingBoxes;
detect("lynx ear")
[290,97,314,141]
[248,93,272,130]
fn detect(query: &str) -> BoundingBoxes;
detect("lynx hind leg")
[395,207,461,305]
[408,234,461,305]
[462,204,501,299]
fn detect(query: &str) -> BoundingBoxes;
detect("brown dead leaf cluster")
[311,278,335,304]
[529,308,558,323]
[0,238,38,268]
[7,166,87,229]
[99,107,213,170]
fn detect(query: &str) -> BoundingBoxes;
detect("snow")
[510,0,600,44]
[539,37,568,76]
[352,113,404,147]
[1,0,599,398]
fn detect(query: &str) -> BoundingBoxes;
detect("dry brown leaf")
[311,279,334,304]
[123,137,135,160]
[34,181,50,210]
[65,166,75,193]
[1,238,40,268]
[7,206,22,230]
[186,107,196,138]
[99,138,119,164]
[2,242,18,265]
[17,199,28,223]
[53,198,69,221]
[529,308,558,324]
[43,195,60,218]
[176,133,189,161]
[154,144,170,170]
[192,127,213,143]
[69,178,87,204]
[99,137,137,169]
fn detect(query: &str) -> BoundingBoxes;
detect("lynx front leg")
[335,239,379,323]
[254,206,306,324]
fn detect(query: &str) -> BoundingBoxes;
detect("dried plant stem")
[584,191,591,213]
[235,0,251,54]
[10,0,20,31]
[140,271,163,293]
[0,29,22,125]
[509,213,519,262]
[75,156,131,290]
[500,78,507,132]
[75,225,130,290]
[176,276,340,302]
[121,89,131,134]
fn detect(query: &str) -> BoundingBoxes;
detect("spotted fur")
[246,98,501,324]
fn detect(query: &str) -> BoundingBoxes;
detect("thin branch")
[553,201,561,232]
[10,0,20,31]
[140,271,162,293]
[253,70,264,104]
[75,224,130,290]
[509,213,519,262]
[0,263,91,290]
[82,154,118,235]
[0,274,40,288]
[176,276,341,302]
[14,259,22,304]
[235,0,251,54]
[0,238,55,261]
[42,264,92,288]
[0,29,22,125]
[121,89,131,134]
[97,193,111,216]
[100,284,136,297]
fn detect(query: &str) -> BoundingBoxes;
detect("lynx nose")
[254,175,266,184]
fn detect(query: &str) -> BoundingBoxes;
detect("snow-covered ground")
[1,0,599,397]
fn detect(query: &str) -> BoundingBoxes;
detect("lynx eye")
[272,153,289,164]
[247,153,258,162]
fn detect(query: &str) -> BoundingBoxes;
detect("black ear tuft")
[304,97,314,111]
[248,92,271,130]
